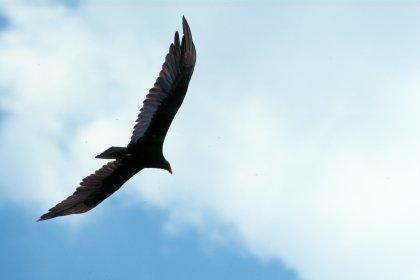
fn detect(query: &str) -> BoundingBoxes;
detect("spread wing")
[38,17,196,221]
[38,160,143,221]
[130,16,196,145]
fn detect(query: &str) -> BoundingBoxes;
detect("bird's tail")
[96,146,128,159]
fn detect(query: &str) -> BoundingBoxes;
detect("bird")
[38,17,196,221]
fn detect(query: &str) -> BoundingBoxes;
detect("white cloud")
[136,79,420,280]
[0,3,419,280]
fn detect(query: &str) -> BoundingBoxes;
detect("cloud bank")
[0,3,419,280]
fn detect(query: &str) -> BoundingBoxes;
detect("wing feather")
[38,160,142,221]
[130,17,196,144]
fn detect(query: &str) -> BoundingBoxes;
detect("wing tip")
[180,15,195,67]
[38,207,61,221]
[37,213,52,222]
[174,31,180,47]
[182,16,192,39]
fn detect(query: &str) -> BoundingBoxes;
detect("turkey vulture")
[38,17,196,221]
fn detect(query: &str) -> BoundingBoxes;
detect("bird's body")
[38,17,196,221]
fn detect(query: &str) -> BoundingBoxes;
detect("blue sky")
[0,1,419,280]
[1,203,297,280]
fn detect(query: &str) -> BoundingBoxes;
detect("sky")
[0,1,419,280]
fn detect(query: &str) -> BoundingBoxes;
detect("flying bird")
[38,17,196,221]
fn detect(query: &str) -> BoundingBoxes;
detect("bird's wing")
[130,16,196,145]
[38,160,142,221]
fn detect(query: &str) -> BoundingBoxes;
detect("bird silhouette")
[38,17,196,221]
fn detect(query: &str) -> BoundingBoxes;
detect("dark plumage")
[38,17,196,221]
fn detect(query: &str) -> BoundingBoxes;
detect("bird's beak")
[168,165,173,174]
